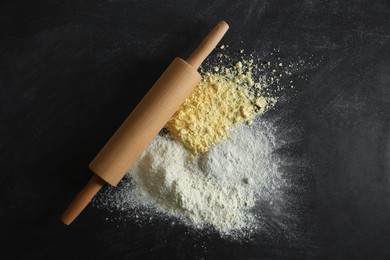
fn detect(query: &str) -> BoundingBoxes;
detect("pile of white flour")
[95,118,288,237]
[93,50,315,238]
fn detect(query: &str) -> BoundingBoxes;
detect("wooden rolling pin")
[61,21,229,225]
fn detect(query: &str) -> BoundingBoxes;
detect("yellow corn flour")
[166,60,277,155]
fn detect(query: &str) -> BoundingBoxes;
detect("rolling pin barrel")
[90,58,201,186]
[61,21,229,225]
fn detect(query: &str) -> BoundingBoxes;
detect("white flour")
[95,118,288,237]
[93,50,314,238]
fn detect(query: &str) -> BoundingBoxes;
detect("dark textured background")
[1,0,390,259]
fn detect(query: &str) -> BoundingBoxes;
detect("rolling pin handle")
[61,174,105,225]
[186,21,229,69]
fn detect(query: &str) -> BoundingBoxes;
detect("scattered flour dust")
[95,118,288,237]
[94,49,315,238]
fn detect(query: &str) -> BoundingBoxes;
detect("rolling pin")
[61,21,229,225]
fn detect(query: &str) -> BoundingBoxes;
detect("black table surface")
[1,0,390,259]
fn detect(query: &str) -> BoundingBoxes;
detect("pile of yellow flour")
[166,60,277,155]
